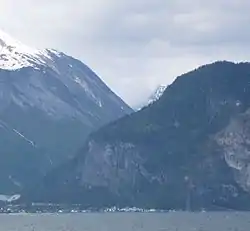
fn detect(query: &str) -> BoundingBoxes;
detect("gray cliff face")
[77,99,248,197]
[78,141,154,193]
[216,110,250,193]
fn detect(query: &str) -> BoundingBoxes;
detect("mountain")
[0,29,132,194]
[147,85,167,105]
[135,85,166,110]
[33,61,250,210]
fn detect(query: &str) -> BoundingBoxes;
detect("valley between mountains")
[1,30,250,211]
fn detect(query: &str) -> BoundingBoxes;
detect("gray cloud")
[1,0,250,106]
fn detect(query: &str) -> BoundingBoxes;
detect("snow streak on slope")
[0,119,35,147]
[12,129,35,146]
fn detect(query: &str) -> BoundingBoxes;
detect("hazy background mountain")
[134,85,167,111]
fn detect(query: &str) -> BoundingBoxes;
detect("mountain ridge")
[0,30,133,194]
[34,61,250,210]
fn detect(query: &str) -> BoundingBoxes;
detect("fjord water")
[0,212,249,231]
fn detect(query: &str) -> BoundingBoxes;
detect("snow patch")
[236,100,241,107]
[73,76,103,107]
[46,48,63,57]
[0,194,20,202]
[0,29,56,70]
[148,85,167,104]
[98,100,102,108]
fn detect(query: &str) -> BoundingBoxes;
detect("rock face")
[216,110,250,193]
[0,29,132,194]
[37,61,250,210]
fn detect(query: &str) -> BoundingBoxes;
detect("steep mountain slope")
[0,30,132,194]
[37,61,250,210]
[0,120,43,194]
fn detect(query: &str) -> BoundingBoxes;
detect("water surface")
[0,212,249,231]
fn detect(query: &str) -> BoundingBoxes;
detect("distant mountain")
[0,29,132,194]
[36,61,250,210]
[135,85,166,110]
[147,85,167,105]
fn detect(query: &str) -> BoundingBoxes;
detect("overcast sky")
[1,0,250,106]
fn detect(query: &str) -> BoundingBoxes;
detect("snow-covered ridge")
[148,85,167,105]
[0,29,131,117]
[0,29,59,70]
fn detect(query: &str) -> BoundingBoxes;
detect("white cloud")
[1,0,250,106]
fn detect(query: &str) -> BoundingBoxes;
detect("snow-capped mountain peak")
[0,29,133,120]
[134,85,167,111]
[0,29,133,195]
[148,85,167,105]
[0,29,53,70]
